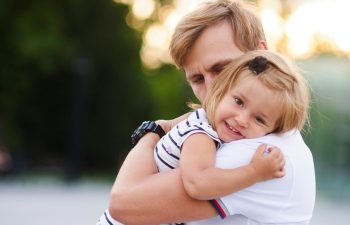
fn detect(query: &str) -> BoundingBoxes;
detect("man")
[98,1,315,224]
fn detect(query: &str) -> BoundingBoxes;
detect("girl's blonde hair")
[202,50,310,133]
[170,0,265,69]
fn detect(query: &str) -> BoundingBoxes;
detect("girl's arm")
[180,133,285,200]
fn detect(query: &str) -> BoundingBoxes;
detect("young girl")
[154,50,309,201]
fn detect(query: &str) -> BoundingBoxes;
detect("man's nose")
[205,75,216,89]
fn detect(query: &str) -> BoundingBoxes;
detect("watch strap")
[131,121,165,147]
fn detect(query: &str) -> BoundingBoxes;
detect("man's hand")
[156,112,191,133]
[155,119,172,133]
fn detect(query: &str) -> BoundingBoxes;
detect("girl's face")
[213,76,282,142]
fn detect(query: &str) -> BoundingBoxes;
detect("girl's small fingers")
[257,144,267,155]
[275,170,285,178]
[280,159,285,168]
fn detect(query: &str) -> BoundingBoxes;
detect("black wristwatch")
[131,121,166,147]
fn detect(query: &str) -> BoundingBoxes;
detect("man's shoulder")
[221,129,303,149]
[216,129,308,166]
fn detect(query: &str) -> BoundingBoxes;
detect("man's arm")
[111,113,189,188]
[108,122,217,224]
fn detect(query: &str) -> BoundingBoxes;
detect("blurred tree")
[0,0,190,177]
[301,55,350,197]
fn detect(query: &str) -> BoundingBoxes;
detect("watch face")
[131,121,151,147]
[137,129,147,137]
[131,121,164,147]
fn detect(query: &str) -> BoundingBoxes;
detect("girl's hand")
[249,144,285,182]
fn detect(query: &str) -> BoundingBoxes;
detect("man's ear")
[258,40,268,50]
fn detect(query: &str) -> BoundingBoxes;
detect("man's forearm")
[110,169,217,224]
[108,133,217,224]
[113,133,159,189]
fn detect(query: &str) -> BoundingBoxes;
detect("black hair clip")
[248,56,268,75]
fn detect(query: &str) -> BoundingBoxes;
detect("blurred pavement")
[0,179,349,225]
[0,179,110,225]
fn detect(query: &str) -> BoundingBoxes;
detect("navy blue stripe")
[195,110,200,119]
[178,129,204,137]
[193,125,205,130]
[177,125,209,137]
[193,125,217,139]
[156,146,174,169]
[177,125,221,152]
[161,142,179,160]
[169,133,180,149]
[104,212,113,225]
[209,200,225,219]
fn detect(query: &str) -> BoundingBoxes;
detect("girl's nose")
[235,112,249,128]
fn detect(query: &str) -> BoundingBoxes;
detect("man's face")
[183,21,244,102]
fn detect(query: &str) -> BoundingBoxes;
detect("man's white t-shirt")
[188,129,316,225]
[98,130,315,225]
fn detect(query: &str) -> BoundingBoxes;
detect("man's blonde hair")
[169,0,265,68]
[202,50,310,133]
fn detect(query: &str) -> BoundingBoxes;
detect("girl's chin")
[220,135,244,143]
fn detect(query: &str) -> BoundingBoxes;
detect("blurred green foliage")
[0,0,191,177]
[301,56,350,198]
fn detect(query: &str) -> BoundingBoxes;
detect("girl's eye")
[256,117,266,125]
[234,97,244,107]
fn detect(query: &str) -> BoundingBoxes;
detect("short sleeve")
[176,108,222,148]
[97,209,124,225]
